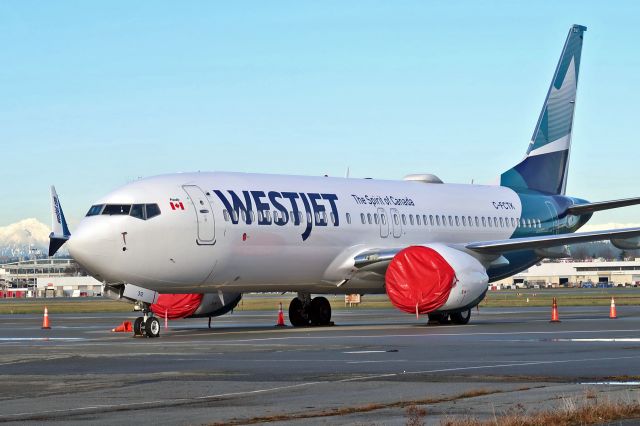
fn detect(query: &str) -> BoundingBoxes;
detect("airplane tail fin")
[500,24,586,195]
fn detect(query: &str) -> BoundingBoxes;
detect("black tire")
[288,298,309,327]
[450,309,471,325]
[309,297,332,326]
[133,317,144,336]
[145,317,160,338]
[427,313,450,325]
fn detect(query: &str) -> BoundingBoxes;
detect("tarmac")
[2,304,640,425]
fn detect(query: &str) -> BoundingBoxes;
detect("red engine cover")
[385,246,455,315]
[150,294,204,320]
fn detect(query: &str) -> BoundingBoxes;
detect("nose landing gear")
[133,305,160,338]
[288,293,333,327]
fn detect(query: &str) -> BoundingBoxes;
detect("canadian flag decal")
[170,201,185,210]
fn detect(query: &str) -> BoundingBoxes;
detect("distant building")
[493,259,640,289]
[0,258,101,298]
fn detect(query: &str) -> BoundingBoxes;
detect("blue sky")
[2,1,640,228]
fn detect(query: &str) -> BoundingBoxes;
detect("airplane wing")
[465,227,640,255]
[567,197,640,215]
[353,227,640,268]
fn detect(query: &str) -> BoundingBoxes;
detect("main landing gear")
[133,305,160,338]
[288,293,332,327]
[428,308,471,325]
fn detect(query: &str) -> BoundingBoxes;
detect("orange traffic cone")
[41,306,51,329]
[550,297,561,323]
[111,321,132,332]
[275,302,286,327]
[609,297,617,319]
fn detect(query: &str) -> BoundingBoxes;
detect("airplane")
[49,24,640,338]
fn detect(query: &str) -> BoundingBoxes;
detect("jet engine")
[611,236,640,250]
[150,292,242,320]
[385,244,488,315]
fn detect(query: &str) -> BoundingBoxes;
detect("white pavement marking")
[557,338,640,342]
[1,381,322,420]
[164,328,640,344]
[582,381,640,385]
[343,350,388,354]
[0,337,85,341]
[337,355,640,383]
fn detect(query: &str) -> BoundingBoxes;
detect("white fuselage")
[68,172,523,294]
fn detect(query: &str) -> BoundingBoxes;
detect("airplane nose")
[67,221,117,279]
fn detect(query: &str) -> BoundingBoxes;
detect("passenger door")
[182,185,216,245]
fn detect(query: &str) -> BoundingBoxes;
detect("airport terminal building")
[493,259,640,289]
[0,258,102,298]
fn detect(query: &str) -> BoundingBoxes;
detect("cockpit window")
[102,204,131,215]
[91,203,161,220]
[86,204,104,216]
[130,204,145,220]
[145,204,161,219]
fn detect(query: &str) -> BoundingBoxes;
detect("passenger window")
[86,204,104,216]
[257,211,263,222]
[499,217,504,227]
[430,215,434,226]
[223,210,230,221]
[367,213,372,224]
[360,213,365,224]
[330,212,336,225]
[346,213,351,224]
[488,217,492,227]
[241,210,247,222]
[409,215,414,225]
[306,212,312,223]
[394,214,399,225]
[475,216,480,227]
[416,215,421,226]
[455,216,460,226]
[435,215,440,226]
[482,217,486,227]
[374,213,379,225]
[130,204,145,220]
[273,211,280,221]
[448,216,453,226]
[462,216,467,226]
[468,216,473,226]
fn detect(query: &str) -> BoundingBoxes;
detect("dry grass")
[441,392,640,426]
[406,404,427,426]
[208,388,501,425]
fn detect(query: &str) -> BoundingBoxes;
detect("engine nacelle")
[611,236,640,250]
[151,292,242,320]
[385,244,488,315]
